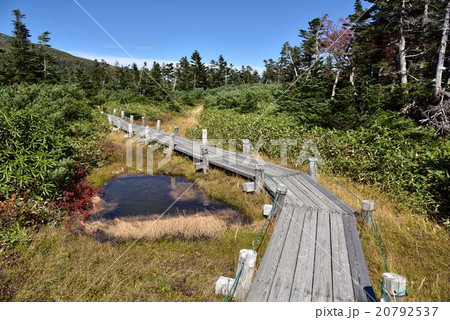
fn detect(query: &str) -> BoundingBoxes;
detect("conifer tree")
[4,9,40,84]
[190,50,208,88]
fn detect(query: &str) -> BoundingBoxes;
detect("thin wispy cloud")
[67,50,177,68]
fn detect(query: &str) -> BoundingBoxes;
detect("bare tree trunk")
[399,0,408,86]
[288,51,299,78]
[331,69,340,98]
[43,57,47,79]
[350,66,355,86]
[172,75,177,91]
[435,0,450,97]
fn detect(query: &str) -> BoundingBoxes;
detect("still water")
[99,175,234,219]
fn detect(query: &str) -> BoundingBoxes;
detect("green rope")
[224,192,280,302]
[252,194,278,250]
[332,178,362,203]
[395,287,407,295]
[369,210,390,273]
[224,264,245,302]
[380,282,407,302]
[380,282,391,302]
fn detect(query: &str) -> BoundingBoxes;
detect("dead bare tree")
[435,0,450,97]
[420,94,450,136]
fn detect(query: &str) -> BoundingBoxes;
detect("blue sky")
[0,0,359,72]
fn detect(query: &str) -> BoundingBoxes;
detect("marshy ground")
[1,105,448,302]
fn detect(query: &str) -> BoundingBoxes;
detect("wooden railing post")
[128,123,133,138]
[202,129,208,145]
[121,110,125,119]
[308,157,318,180]
[145,126,150,140]
[242,139,250,155]
[164,134,175,155]
[381,273,407,302]
[174,125,179,136]
[361,200,374,225]
[142,116,146,126]
[201,145,209,174]
[233,249,257,301]
[272,184,288,218]
[113,108,117,115]
[130,115,134,124]
[156,120,161,131]
[255,164,265,193]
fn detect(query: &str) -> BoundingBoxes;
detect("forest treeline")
[2,1,449,133]
[1,0,450,248]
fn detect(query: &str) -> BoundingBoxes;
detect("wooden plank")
[282,176,326,209]
[312,209,333,301]
[290,207,318,301]
[299,172,358,216]
[246,205,294,301]
[342,214,376,302]
[293,175,349,214]
[267,205,306,301]
[330,211,354,301]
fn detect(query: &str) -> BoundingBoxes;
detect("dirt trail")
[161,105,203,136]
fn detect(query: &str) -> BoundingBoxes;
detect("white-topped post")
[113,108,117,115]
[202,129,208,145]
[233,249,257,301]
[242,139,251,156]
[272,184,288,219]
[361,200,375,225]
[128,123,133,137]
[156,120,161,131]
[308,157,318,180]
[201,145,209,174]
[130,115,134,124]
[255,164,265,193]
[121,110,125,119]
[174,125,179,136]
[381,273,407,302]
[142,116,146,126]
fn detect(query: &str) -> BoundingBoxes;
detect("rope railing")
[224,191,280,302]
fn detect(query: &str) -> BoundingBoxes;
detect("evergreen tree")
[148,61,165,100]
[175,56,191,90]
[90,59,110,90]
[162,62,176,89]
[3,9,40,84]
[278,41,301,82]
[190,50,208,88]
[262,59,280,84]
[37,31,56,81]
[299,15,326,76]
[209,55,229,87]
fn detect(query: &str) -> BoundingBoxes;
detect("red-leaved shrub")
[59,167,97,228]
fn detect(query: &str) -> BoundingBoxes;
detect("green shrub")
[0,84,105,200]
[188,108,449,220]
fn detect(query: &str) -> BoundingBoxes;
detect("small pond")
[98,175,236,219]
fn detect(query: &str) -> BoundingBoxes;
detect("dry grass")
[160,105,203,136]
[84,214,228,241]
[1,225,269,301]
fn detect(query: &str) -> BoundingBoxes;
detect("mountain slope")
[0,32,96,70]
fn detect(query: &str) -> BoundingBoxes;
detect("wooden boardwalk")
[109,115,375,302]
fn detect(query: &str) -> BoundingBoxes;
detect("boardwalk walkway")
[108,115,375,302]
